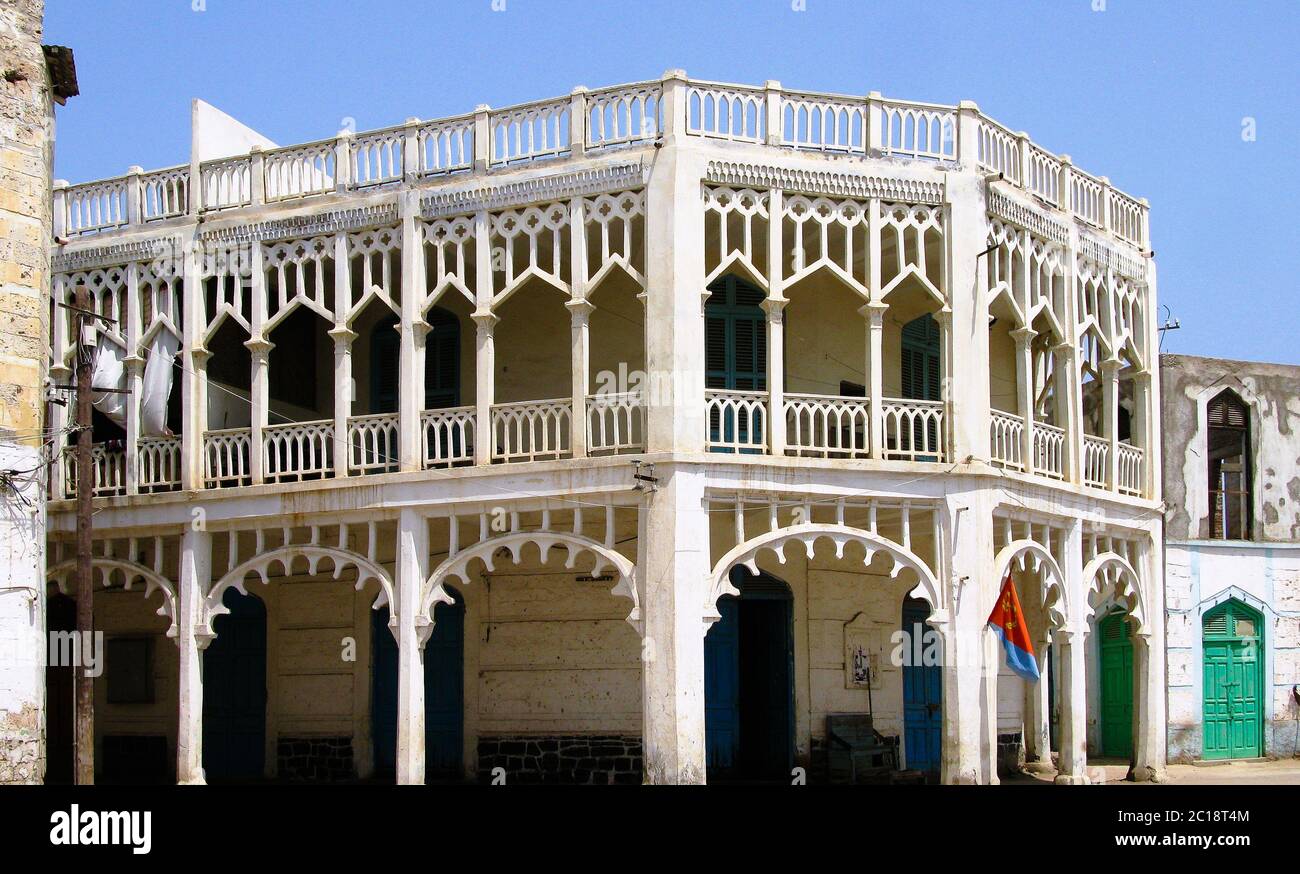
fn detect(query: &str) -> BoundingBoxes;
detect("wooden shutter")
[425,307,460,409]
[371,316,400,414]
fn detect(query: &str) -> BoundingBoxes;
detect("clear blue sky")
[46,0,1299,364]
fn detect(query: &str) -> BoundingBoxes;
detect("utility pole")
[73,283,94,786]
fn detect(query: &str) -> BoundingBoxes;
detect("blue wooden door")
[704,596,740,774]
[203,588,266,781]
[705,568,793,781]
[901,599,942,775]
[371,594,465,780]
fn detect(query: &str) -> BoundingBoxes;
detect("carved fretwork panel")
[490,201,572,302]
[344,225,402,322]
[879,202,945,311]
[56,267,127,366]
[781,194,869,296]
[420,214,477,310]
[583,190,646,291]
[201,243,254,344]
[703,186,769,289]
[262,235,336,331]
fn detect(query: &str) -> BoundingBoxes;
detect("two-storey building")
[42,71,1165,784]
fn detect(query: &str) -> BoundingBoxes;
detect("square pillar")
[861,302,887,459]
[1055,519,1089,783]
[1131,537,1168,782]
[567,299,593,459]
[1023,637,1054,772]
[1101,358,1121,490]
[763,297,787,456]
[176,529,211,784]
[395,508,428,784]
[398,191,424,473]
[245,340,273,485]
[472,312,497,466]
[180,231,205,490]
[1011,327,1036,474]
[639,464,709,783]
[329,327,357,477]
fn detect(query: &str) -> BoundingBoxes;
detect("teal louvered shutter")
[424,307,460,410]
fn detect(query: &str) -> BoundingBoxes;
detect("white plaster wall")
[1165,541,1300,760]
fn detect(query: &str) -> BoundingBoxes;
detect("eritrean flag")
[987,572,1040,682]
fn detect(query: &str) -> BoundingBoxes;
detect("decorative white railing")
[63,178,129,236]
[706,389,767,453]
[989,410,1024,470]
[977,120,1022,185]
[492,399,572,463]
[780,92,867,153]
[61,445,127,498]
[1116,442,1144,496]
[784,393,869,457]
[140,166,189,221]
[60,75,1145,247]
[879,99,957,161]
[422,406,476,468]
[137,435,182,492]
[880,398,945,461]
[352,128,405,188]
[264,141,336,201]
[686,83,766,143]
[199,156,252,211]
[1032,422,1066,479]
[1083,435,1109,489]
[586,83,662,150]
[418,116,475,176]
[490,98,571,166]
[1025,144,1062,207]
[347,413,399,474]
[263,419,334,482]
[587,392,644,454]
[203,428,252,488]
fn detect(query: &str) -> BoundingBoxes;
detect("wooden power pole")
[72,284,95,786]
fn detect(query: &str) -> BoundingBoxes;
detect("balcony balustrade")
[784,393,870,459]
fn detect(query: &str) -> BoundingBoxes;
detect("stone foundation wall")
[476,735,641,785]
[277,736,354,782]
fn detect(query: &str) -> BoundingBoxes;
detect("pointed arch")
[46,558,178,637]
[1082,551,1146,633]
[421,530,639,642]
[706,523,943,631]
[992,540,1068,628]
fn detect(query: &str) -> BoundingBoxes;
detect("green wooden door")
[1099,611,1133,758]
[1202,601,1263,759]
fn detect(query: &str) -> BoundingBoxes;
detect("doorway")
[371,591,465,780]
[704,568,793,782]
[901,598,942,777]
[202,588,267,781]
[1098,610,1134,758]
[1202,599,1263,759]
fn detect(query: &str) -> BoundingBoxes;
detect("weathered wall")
[1161,353,1300,542]
[1165,542,1300,760]
[0,0,52,785]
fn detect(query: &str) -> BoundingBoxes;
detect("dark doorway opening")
[202,587,267,782]
[705,567,794,782]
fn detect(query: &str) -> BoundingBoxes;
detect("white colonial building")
[42,71,1164,784]
[1161,355,1300,763]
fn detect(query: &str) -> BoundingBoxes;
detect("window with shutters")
[370,309,460,414]
[900,313,941,402]
[705,275,767,452]
[1206,389,1251,540]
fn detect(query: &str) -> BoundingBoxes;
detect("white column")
[1011,327,1036,474]
[944,169,990,463]
[763,297,787,456]
[180,230,205,490]
[398,191,423,473]
[643,72,706,453]
[329,327,356,477]
[1054,342,1082,484]
[640,463,709,783]
[395,508,428,785]
[1023,637,1054,772]
[472,312,496,466]
[246,340,272,485]
[176,529,211,785]
[938,489,994,783]
[1131,536,1168,782]
[123,261,142,494]
[566,299,593,459]
[1102,358,1121,490]
[861,302,887,459]
[1055,519,1089,783]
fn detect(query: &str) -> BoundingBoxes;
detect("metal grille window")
[1207,390,1251,540]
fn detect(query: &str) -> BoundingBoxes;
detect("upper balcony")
[53,74,1148,248]
[48,73,1154,509]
